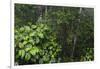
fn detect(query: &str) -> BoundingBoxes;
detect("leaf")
[44,25,48,30]
[25,47,31,52]
[18,50,25,58]
[24,36,29,40]
[15,35,18,39]
[23,41,27,45]
[30,49,36,55]
[30,47,39,55]
[35,37,40,43]
[25,53,31,61]
[19,43,24,48]
[43,56,47,61]
[50,51,53,55]
[24,26,30,31]
[35,55,39,59]
[25,44,32,48]
[29,32,36,36]
[29,39,33,42]
[21,50,25,58]
[15,30,18,33]
[36,28,41,32]
[25,44,32,52]
[29,39,35,45]
[19,34,23,38]
[40,24,44,28]
[49,46,53,49]
[39,59,43,64]
[32,25,37,29]
[19,27,24,32]
[51,55,54,58]
[18,50,22,56]
[50,58,56,63]
[38,33,44,38]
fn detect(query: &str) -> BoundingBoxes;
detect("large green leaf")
[31,25,37,29]
[23,41,28,45]
[19,27,24,32]
[25,53,31,61]
[38,33,44,38]
[29,32,36,36]
[30,47,39,55]
[18,43,24,48]
[24,26,30,31]
[35,37,40,43]
[18,50,25,58]
[24,36,29,40]
[25,44,32,52]
[29,39,34,43]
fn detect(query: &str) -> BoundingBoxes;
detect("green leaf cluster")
[15,23,61,64]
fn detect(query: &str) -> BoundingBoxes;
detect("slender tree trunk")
[71,8,82,61]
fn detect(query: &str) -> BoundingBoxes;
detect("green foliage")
[15,4,94,65]
[80,48,94,61]
[15,23,61,64]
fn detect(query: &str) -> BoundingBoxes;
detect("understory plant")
[15,23,62,65]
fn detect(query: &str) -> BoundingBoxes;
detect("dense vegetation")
[14,4,94,65]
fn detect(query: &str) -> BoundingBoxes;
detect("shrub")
[15,23,62,65]
[80,48,94,61]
